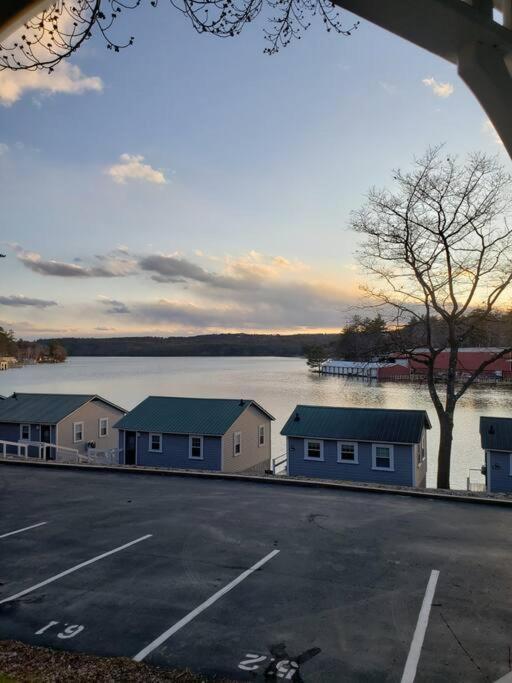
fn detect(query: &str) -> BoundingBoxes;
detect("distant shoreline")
[36,333,339,358]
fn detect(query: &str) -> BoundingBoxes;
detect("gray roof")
[115,396,274,435]
[0,393,125,424]
[480,416,512,452]
[281,405,431,443]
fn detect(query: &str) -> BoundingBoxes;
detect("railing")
[0,440,29,459]
[272,453,288,475]
[0,439,79,462]
[467,467,487,492]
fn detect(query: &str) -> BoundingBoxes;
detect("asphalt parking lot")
[0,464,511,682]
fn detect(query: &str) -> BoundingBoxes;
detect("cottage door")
[125,431,136,465]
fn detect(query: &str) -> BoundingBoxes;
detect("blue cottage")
[115,396,274,473]
[281,405,431,487]
[480,416,512,494]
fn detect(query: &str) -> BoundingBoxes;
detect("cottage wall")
[222,404,271,473]
[118,429,222,470]
[58,399,124,455]
[287,436,415,486]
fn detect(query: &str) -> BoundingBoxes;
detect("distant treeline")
[38,333,340,357]
[0,326,67,362]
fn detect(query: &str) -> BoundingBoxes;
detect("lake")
[1,356,510,489]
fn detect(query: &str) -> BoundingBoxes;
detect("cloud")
[0,62,103,106]
[482,118,504,146]
[13,245,137,278]
[0,143,8,156]
[422,77,454,98]
[106,154,166,185]
[97,296,130,315]
[0,295,57,308]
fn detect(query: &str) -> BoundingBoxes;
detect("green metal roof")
[281,405,431,443]
[115,396,274,435]
[480,416,512,451]
[0,393,124,424]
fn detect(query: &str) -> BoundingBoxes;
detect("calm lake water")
[1,356,511,489]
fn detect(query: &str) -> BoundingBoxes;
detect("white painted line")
[133,548,280,662]
[0,522,47,540]
[401,569,440,683]
[0,534,152,605]
[495,673,512,683]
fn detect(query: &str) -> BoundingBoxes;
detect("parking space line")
[0,522,47,540]
[401,569,440,683]
[133,548,280,662]
[0,534,152,605]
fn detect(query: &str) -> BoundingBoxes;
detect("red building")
[401,348,512,379]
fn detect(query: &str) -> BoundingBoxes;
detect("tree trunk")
[437,411,454,489]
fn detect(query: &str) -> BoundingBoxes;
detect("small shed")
[480,416,512,493]
[281,405,431,487]
[115,396,275,473]
[0,392,126,457]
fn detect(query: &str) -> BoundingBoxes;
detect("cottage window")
[149,433,162,452]
[99,417,109,438]
[258,425,265,447]
[338,441,358,464]
[189,435,203,460]
[372,444,394,471]
[73,422,84,443]
[234,431,242,456]
[305,440,323,460]
[20,424,30,441]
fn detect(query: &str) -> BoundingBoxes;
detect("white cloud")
[482,118,504,146]
[0,143,8,155]
[106,154,167,185]
[0,62,103,106]
[422,77,454,98]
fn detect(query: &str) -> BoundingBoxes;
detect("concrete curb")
[1,457,511,507]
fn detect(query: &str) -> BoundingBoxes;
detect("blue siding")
[0,422,56,457]
[287,437,414,486]
[488,450,512,493]
[118,430,222,470]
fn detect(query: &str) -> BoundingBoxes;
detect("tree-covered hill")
[38,333,339,357]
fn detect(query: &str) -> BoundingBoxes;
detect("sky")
[0,3,508,339]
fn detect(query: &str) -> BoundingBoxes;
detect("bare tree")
[0,0,358,71]
[351,146,512,489]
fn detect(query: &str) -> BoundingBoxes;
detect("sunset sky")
[0,4,508,339]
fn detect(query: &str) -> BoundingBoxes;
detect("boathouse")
[115,396,274,473]
[281,405,431,487]
[480,416,512,494]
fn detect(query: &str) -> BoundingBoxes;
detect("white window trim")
[233,431,242,457]
[20,424,30,441]
[258,424,265,447]
[304,439,324,461]
[99,417,109,438]
[337,441,359,464]
[73,421,84,444]
[372,443,395,471]
[189,435,204,460]
[149,432,162,453]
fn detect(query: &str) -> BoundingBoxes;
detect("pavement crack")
[439,612,487,678]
